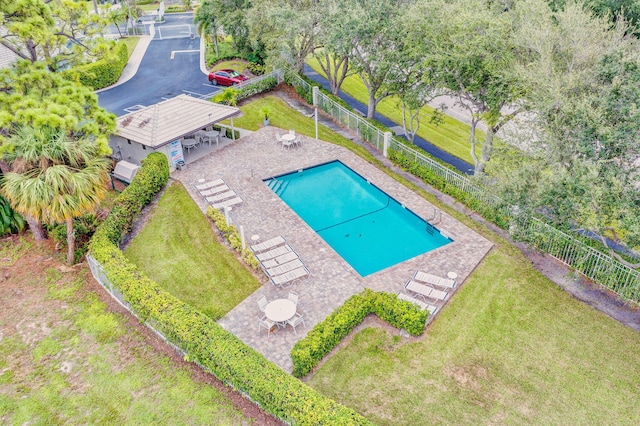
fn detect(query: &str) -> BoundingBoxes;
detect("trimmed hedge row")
[63,43,129,91]
[291,289,428,378]
[88,153,370,425]
[236,76,278,102]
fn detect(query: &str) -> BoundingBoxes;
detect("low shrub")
[236,76,277,102]
[291,289,427,378]
[62,43,128,90]
[88,152,368,425]
[206,207,260,270]
[247,62,265,75]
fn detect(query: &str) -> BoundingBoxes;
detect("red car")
[208,69,248,86]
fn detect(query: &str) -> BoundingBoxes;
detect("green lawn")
[123,182,261,320]
[306,57,485,164]
[308,241,640,424]
[0,238,249,425]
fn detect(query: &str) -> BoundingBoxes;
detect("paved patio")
[172,127,493,372]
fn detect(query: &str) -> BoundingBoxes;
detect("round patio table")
[264,299,296,327]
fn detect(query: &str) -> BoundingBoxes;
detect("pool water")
[267,161,452,276]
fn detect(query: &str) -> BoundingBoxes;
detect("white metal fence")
[287,73,640,302]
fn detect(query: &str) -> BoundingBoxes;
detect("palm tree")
[1,126,110,264]
[194,0,219,57]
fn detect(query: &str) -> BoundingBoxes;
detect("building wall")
[108,135,181,171]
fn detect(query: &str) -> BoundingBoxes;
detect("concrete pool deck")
[172,127,493,372]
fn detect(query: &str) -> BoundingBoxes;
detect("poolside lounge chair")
[205,190,237,204]
[251,236,286,253]
[256,245,293,262]
[266,259,305,277]
[270,266,309,287]
[405,280,449,302]
[258,314,276,338]
[398,292,438,315]
[210,196,243,210]
[261,251,299,269]
[199,184,230,197]
[195,178,225,191]
[413,271,456,289]
[287,312,305,335]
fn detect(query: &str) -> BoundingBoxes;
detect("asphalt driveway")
[98,13,220,116]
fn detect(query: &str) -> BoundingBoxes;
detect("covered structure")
[108,94,241,170]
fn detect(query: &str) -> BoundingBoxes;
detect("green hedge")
[88,153,370,425]
[291,289,428,378]
[62,43,128,91]
[236,76,278,102]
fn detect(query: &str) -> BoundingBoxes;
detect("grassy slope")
[308,241,640,425]
[306,57,484,164]
[123,182,260,320]
[0,239,248,424]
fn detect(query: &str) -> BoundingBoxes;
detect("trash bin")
[176,160,186,171]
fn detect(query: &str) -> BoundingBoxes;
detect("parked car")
[208,69,248,86]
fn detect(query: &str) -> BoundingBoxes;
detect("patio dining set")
[182,129,223,153]
[256,292,306,338]
[275,130,302,150]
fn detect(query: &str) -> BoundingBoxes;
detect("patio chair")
[205,190,237,204]
[288,291,298,306]
[266,259,305,277]
[293,136,302,148]
[398,292,438,315]
[251,236,286,253]
[287,312,305,335]
[270,266,309,287]
[210,196,243,210]
[195,178,225,191]
[275,131,283,144]
[182,137,199,153]
[257,295,268,312]
[261,251,299,269]
[256,245,293,262]
[199,184,230,197]
[288,129,295,135]
[258,314,276,338]
[414,271,456,289]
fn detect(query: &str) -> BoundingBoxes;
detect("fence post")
[383,132,391,158]
[312,87,319,141]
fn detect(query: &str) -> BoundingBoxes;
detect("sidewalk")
[95,35,153,93]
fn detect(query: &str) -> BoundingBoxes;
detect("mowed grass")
[124,182,260,320]
[306,57,484,164]
[0,239,249,425]
[308,242,640,424]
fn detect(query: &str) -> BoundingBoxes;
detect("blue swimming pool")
[266,161,452,276]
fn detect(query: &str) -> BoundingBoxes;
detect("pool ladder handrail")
[426,207,441,225]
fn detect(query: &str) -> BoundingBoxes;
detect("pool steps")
[267,178,289,196]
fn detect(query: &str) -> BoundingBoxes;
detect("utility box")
[111,160,140,189]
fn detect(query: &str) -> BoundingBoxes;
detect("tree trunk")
[475,126,496,174]
[66,216,75,265]
[367,91,378,119]
[25,214,46,241]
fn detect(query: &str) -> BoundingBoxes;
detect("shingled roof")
[114,95,241,148]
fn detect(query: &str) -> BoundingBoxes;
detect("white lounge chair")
[413,271,456,289]
[199,184,230,197]
[405,280,449,302]
[287,312,305,335]
[261,251,299,269]
[251,236,286,253]
[195,179,225,191]
[398,292,438,315]
[256,245,293,262]
[205,190,237,203]
[210,196,243,210]
[266,259,305,277]
[270,266,309,287]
